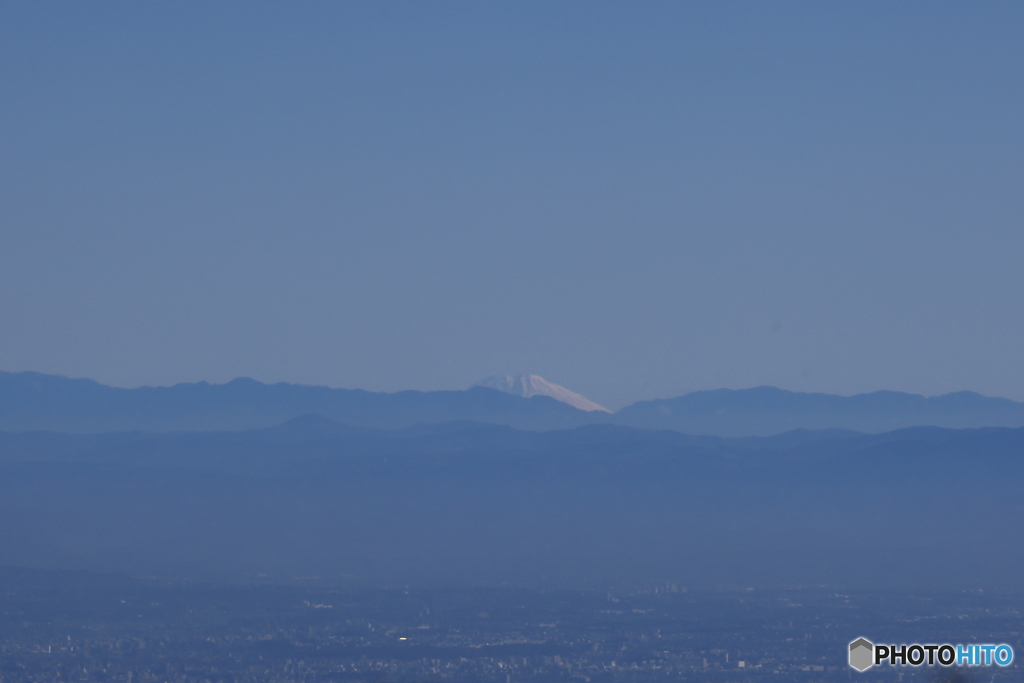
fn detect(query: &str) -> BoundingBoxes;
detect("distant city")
[1,569,1014,683]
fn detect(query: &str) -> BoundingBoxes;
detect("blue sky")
[1,2,1022,408]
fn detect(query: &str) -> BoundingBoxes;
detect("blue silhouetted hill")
[0,418,1022,589]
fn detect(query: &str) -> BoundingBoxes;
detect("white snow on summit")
[474,374,611,413]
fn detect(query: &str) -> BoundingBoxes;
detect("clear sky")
[1,2,1022,409]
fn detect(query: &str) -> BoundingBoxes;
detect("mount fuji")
[474,374,611,413]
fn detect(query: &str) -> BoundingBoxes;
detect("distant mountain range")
[0,416,1021,589]
[5,370,1023,590]
[4,370,1024,436]
[615,385,1024,435]
[0,371,591,433]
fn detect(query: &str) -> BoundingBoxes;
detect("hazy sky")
[2,2,1022,409]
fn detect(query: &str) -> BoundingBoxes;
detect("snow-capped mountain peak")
[474,374,611,413]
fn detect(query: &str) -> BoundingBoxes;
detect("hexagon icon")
[849,638,874,672]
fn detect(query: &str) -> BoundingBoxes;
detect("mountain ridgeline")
[3,371,1024,435]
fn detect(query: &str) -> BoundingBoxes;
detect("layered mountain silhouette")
[4,371,1024,435]
[0,417,1021,589]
